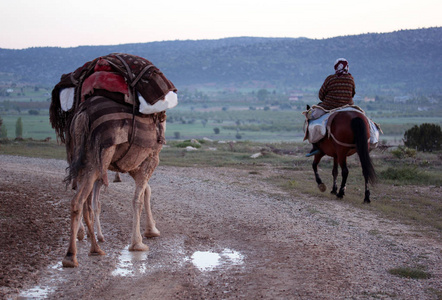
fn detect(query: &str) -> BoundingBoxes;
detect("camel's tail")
[351,117,377,185]
[64,111,90,187]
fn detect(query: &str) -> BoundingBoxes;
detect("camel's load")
[50,53,177,143]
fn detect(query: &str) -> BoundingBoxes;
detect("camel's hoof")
[77,230,85,241]
[144,228,160,238]
[62,256,78,268]
[89,249,106,256]
[129,243,149,252]
[318,183,326,192]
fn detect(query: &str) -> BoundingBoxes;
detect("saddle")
[303,105,382,148]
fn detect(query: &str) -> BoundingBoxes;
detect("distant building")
[288,91,304,101]
[394,96,411,103]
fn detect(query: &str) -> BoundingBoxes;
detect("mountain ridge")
[0,27,441,95]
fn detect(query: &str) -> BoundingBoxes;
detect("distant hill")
[0,27,441,95]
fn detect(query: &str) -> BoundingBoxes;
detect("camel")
[61,95,165,268]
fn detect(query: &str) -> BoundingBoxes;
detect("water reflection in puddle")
[112,246,149,277]
[111,243,244,277]
[191,249,244,271]
[18,286,54,299]
[18,262,63,299]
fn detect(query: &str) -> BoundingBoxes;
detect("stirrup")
[305,149,320,157]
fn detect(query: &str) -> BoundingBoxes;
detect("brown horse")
[311,110,376,203]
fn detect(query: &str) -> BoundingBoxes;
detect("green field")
[0,88,441,143]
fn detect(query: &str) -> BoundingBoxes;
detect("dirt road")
[0,155,441,299]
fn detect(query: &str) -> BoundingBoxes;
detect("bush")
[390,146,417,159]
[174,131,180,139]
[28,109,39,115]
[404,123,441,152]
[213,127,220,134]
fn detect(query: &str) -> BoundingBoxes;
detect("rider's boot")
[306,143,320,157]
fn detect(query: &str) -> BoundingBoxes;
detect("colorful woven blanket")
[50,53,176,143]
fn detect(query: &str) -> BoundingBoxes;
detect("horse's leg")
[62,173,97,268]
[331,157,338,195]
[82,186,105,256]
[313,154,326,192]
[92,180,105,242]
[144,183,161,238]
[336,157,349,199]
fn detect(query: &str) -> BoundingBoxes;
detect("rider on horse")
[306,58,356,157]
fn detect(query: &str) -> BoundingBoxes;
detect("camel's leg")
[331,157,338,195]
[129,154,160,251]
[128,181,149,251]
[313,153,326,192]
[62,174,97,268]
[143,183,161,238]
[77,213,85,241]
[83,188,105,256]
[92,180,105,242]
[113,172,122,183]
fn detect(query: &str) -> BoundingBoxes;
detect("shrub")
[213,127,220,134]
[174,131,180,139]
[388,267,431,279]
[28,109,39,115]
[404,123,441,152]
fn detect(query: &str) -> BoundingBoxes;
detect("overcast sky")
[0,0,440,49]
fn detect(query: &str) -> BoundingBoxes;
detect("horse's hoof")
[318,183,326,192]
[330,190,337,195]
[62,257,78,268]
[129,243,149,252]
[97,235,105,242]
[363,199,371,204]
[144,228,160,238]
[336,193,345,199]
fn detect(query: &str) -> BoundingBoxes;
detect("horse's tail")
[64,111,90,187]
[351,117,377,185]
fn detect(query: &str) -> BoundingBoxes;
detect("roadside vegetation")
[1,138,441,236]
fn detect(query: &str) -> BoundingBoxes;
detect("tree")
[403,123,441,152]
[257,89,269,101]
[213,127,220,134]
[0,117,6,138]
[15,117,23,138]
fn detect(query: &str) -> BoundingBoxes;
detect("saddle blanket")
[305,107,381,147]
[80,96,164,150]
